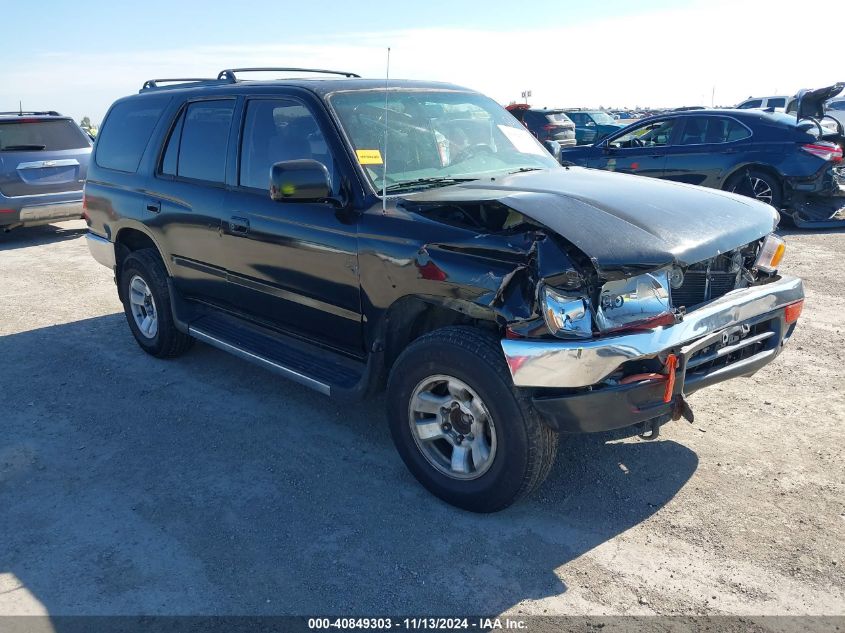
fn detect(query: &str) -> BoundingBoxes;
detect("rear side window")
[161,100,235,183]
[677,117,750,145]
[739,99,763,109]
[96,97,169,172]
[0,119,90,151]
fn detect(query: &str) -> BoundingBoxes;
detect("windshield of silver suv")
[329,90,559,193]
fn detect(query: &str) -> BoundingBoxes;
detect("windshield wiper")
[1,144,47,151]
[508,167,543,174]
[383,177,477,193]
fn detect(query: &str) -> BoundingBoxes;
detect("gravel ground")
[0,220,843,617]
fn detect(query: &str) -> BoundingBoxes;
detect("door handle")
[229,216,250,234]
[146,201,161,213]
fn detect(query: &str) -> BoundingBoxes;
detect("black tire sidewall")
[120,254,168,355]
[387,336,531,512]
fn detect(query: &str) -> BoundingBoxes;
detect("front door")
[596,117,679,179]
[223,96,363,355]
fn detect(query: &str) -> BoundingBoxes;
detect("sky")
[0,0,837,124]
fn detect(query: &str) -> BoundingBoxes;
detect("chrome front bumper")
[86,232,116,270]
[502,275,804,388]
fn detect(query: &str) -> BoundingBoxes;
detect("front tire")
[119,249,193,358]
[387,326,558,512]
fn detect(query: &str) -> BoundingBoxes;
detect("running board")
[186,312,366,397]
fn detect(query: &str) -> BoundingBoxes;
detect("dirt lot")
[0,220,843,617]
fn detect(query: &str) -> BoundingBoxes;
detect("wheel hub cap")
[408,375,497,480]
[128,274,158,339]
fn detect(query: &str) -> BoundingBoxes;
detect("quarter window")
[96,96,169,172]
[239,99,337,192]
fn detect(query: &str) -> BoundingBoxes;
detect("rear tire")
[725,168,783,210]
[386,326,558,512]
[119,249,193,358]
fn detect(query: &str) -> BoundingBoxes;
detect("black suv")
[505,104,576,157]
[0,111,92,230]
[85,68,804,512]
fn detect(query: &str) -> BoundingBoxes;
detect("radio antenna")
[382,47,391,214]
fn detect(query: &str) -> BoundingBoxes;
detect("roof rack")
[217,67,361,81]
[141,78,219,90]
[0,110,62,116]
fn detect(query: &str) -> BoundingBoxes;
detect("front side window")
[588,111,616,125]
[165,100,235,183]
[609,119,676,148]
[330,90,559,192]
[239,99,338,192]
[767,98,786,108]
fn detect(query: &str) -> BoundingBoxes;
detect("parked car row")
[557,84,845,228]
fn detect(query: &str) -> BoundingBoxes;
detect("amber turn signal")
[784,300,803,324]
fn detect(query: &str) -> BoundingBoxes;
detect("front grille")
[671,270,738,310]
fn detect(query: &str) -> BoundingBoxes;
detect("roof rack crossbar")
[141,78,222,90]
[217,67,361,81]
[0,110,61,116]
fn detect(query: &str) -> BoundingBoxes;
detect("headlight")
[754,234,785,273]
[595,269,672,332]
[541,286,593,339]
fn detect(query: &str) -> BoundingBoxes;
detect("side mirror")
[585,121,596,127]
[270,159,331,203]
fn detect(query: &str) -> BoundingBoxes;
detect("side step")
[187,312,366,396]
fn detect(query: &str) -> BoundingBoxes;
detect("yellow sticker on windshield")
[356,149,383,165]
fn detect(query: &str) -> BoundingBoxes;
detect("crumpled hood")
[406,167,779,278]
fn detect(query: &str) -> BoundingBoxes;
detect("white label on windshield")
[497,125,547,156]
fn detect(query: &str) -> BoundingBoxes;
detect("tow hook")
[638,418,662,440]
[672,393,695,423]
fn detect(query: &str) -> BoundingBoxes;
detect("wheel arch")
[376,295,502,380]
[113,224,172,302]
[721,162,785,193]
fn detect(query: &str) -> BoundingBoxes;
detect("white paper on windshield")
[497,125,547,156]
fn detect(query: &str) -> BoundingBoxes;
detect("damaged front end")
[395,168,803,436]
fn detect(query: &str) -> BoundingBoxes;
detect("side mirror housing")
[270,159,331,202]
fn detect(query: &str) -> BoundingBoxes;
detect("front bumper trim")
[501,274,803,388]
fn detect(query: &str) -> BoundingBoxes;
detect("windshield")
[589,111,616,125]
[329,90,559,192]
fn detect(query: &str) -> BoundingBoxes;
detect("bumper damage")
[501,275,803,433]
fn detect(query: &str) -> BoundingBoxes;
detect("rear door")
[0,118,91,202]
[661,116,752,187]
[148,98,238,305]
